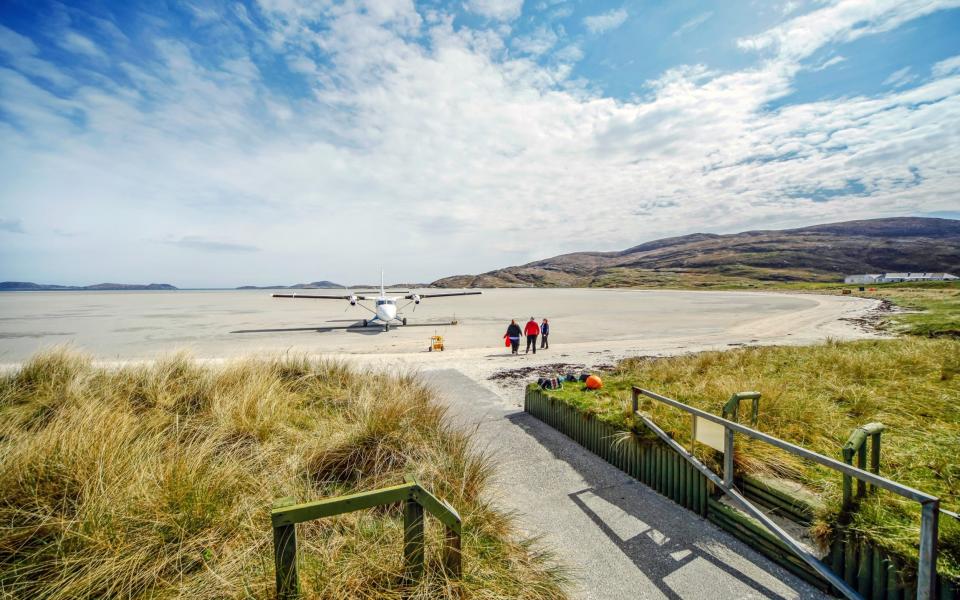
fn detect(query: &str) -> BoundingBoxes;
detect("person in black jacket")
[540,318,550,349]
[504,319,522,354]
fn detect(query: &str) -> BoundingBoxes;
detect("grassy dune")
[0,349,567,599]
[865,282,960,337]
[547,337,960,578]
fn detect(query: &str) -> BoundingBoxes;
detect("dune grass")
[864,282,960,337]
[0,349,568,599]
[544,337,960,579]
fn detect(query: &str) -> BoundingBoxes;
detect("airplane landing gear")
[362,319,368,327]
[401,317,407,326]
[384,324,390,332]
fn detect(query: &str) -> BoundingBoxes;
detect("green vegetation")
[863,282,960,337]
[544,337,960,578]
[0,349,567,599]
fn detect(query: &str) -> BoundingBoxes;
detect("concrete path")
[424,369,830,600]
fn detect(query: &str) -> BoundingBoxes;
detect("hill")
[0,282,177,291]
[432,217,960,288]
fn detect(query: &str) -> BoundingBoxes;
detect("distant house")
[844,272,958,284]
[844,274,883,284]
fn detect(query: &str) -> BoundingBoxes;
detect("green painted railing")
[270,476,461,599]
[842,423,885,510]
[722,391,762,426]
[525,386,959,600]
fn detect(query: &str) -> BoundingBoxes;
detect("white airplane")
[272,273,480,331]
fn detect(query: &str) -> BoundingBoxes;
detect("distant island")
[0,282,178,291]
[237,280,342,290]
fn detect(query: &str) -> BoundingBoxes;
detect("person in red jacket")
[524,317,540,354]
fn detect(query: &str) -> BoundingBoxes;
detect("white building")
[844,272,958,284]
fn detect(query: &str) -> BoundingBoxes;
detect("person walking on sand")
[524,317,540,354]
[540,318,550,349]
[504,319,522,355]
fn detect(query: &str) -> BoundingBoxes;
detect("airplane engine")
[348,295,358,306]
[412,294,421,304]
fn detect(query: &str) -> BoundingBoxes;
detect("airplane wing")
[405,291,482,299]
[272,293,368,300]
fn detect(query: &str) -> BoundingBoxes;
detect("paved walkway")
[424,369,829,600]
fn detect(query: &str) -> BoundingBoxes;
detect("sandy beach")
[0,288,881,402]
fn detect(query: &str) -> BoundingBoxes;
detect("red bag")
[505,338,511,347]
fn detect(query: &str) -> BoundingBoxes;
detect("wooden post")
[723,426,735,488]
[842,446,854,511]
[404,498,425,583]
[273,497,299,600]
[856,444,867,498]
[443,525,462,578]
[870,431,881,495]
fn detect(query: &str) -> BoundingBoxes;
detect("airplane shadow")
[230,322,455,335]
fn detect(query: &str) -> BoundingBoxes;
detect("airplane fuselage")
[374,298,398,323]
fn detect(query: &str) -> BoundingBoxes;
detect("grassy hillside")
[433,217,960,288]
[0,350,567,599]
[542,338,960,579]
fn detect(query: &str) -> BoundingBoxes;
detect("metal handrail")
[271,476,462,599]
[632,386,941,600]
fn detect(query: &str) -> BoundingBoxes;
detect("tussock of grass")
[546,337,960,578]
[0,348,568,599]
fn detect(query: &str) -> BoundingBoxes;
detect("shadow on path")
[424,368,825,599]
[506,410,822,599]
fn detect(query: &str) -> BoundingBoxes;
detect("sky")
[1,0,959,287]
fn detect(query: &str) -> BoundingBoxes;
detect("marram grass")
[0,348,568,599]
[546,337,960,579]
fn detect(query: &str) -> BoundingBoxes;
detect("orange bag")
[505,338,511,347]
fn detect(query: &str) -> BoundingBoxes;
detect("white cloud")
[0,25,37,56]
[464,0,524,21]
[737,0,960,61]
[583,8,628,34]
[554,43,583,63]
[1,0,959,285]
[0,25,74,86]
[933,55,960,77]
[512,26,558,55]
[883,66,915,87]
[0,217,25,233]
[811,55,846,71]
[58,31,105,59]
[673,11,713,37]
[164,236,260,253]
[782,1,801,15]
